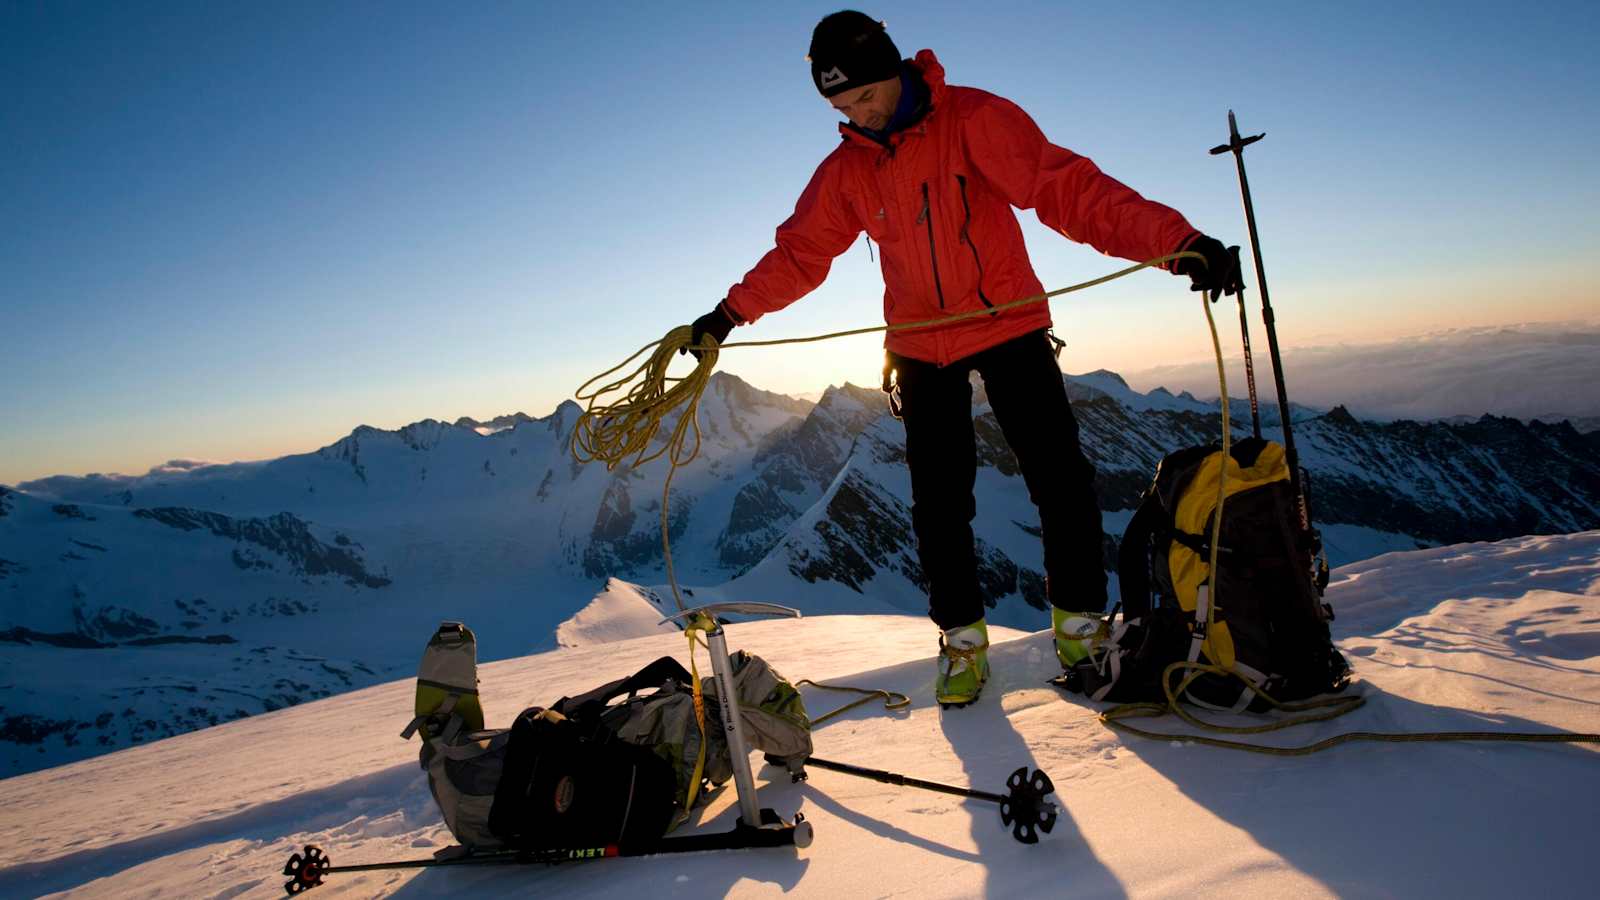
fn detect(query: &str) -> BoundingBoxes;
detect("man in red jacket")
[687,11,1242,706]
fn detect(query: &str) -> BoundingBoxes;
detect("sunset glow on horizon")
[5,2,1596,485]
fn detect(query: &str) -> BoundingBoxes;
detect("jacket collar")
[838,49,947,149]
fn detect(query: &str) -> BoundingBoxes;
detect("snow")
[1,531,1596,898]
[553,578,681,647]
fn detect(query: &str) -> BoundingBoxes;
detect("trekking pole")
[775,754,1058,845]
[660,601,813,843]
[1233,259,1263,439]
[1210,110,1309,530]
[282,822,816,896]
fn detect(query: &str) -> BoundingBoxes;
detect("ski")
[282,809,811,895]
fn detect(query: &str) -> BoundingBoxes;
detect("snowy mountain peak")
[1064,369,1215,415]
[707,370,815,417]
[452,412,537,434]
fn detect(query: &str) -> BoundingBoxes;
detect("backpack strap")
[430,728,512,760]
[551,656,694,722]
[1168,527,1235,560]
[1188,584,1212,665]
[1116,489,1166,620]
[401,692,462,742]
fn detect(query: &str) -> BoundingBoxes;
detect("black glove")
[681,303,738,359]
[1173,234,1244,301]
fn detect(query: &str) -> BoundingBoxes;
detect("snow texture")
[1,531,1596,898]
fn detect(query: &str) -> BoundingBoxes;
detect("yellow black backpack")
[1063,437,1350,709]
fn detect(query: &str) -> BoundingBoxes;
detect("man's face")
[828,75,902,130]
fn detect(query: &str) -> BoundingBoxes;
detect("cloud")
[148,459,219,475]
[1122,322,1600,423]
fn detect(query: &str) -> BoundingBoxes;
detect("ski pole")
[283,844,618,894]
[1233,263,1263,439]
[1210,109,1310,530]
[776,754,1058,845]
[282,814,812,896]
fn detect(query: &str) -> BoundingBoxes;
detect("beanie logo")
[818,66,848,89]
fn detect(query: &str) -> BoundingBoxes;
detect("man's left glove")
[1172,234,1245,301]
[680,302,740,359]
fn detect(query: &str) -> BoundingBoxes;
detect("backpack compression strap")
[1115,490,1165,621]
[552,656,695,722]
[400,691,463,742]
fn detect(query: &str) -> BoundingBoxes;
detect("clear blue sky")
[4,1,1596,484]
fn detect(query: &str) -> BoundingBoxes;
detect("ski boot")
[936,619,990,709]
[401,622,483,743]
[1052,607,1104,671]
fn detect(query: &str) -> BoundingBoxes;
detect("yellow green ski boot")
[1052,608,1103,670]
[401,621,484,743]
[936,618,990,708]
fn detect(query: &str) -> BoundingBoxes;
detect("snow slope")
[2,531,1596,898]
[553,578,681,647]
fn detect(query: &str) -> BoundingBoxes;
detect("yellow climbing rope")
[677,612,715,821]
[799,679,912,728]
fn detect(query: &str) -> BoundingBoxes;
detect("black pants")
[891,329,1107,630]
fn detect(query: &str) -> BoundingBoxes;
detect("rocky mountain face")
[4,368,1599,776]
[1297,408,1600,543]
[716,383,885,572]
[743,371,1600,627]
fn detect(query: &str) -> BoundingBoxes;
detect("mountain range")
[3,369,1598,777]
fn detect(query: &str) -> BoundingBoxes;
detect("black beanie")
[808,11,901,97]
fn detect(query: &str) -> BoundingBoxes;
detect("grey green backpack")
[401,622,813,851]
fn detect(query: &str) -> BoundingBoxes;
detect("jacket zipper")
[918,182,947,309]
[954,175,994,310]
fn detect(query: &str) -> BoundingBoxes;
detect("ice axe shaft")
[659,602,806,835]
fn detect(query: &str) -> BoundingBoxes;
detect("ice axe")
[659,601,814,845]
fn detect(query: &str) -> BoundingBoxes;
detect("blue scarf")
[859,63,929,144]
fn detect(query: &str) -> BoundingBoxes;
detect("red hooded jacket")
[723,50,1199,367]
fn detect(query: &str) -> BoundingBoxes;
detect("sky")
[4,1,1597,484]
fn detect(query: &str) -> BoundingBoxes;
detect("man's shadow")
[1078,674,1600,897]
[936,637,1130,899]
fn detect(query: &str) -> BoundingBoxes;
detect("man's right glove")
[680,302,740,359]
[1172,234,1245,301]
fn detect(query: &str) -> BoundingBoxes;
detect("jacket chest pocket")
[846,183,898,245]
